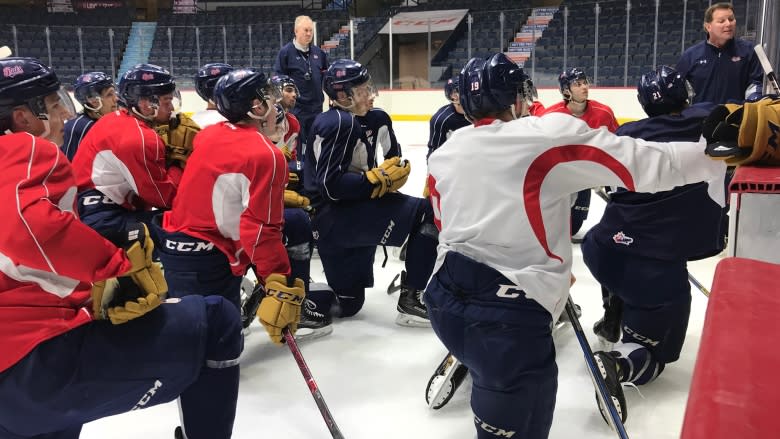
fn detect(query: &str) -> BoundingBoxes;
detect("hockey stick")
[0,46,11,59]
[565,296,630,439]
[592,188,711,297]
[754,44,780,95]
[283,327,345,439]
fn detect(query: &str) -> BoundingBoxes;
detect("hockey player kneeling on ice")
[424,52,727,438]
[0,57,242,439]
[581,66,737,419]
[302,59,438,327]
[152,68,312,345]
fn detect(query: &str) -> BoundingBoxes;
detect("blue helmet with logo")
[444,74,460,102]
[558,67,588,94]
[213,68,275,123]
[458,53,526,120]
[322,59,370,101]
[270,74,298,94]
[117,63,176,109]
[637,65,693,117]
[0,57,61,129]
[194,63,233,102]
[73,71,114,111]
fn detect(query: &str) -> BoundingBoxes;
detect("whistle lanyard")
[297,49,312,80]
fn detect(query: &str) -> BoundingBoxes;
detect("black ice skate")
[426,353,469,409]
[594,294,623,348]
[593,351,627,425]
[396,281,431,327]
[239,276,261,335]
[295,297,333,342]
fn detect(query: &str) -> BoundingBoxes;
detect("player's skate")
[593,351,627,425]
[295,282,334,341]
[594,294,623,349]
[426,353,469,409]
[396,280,431,327]
[239,276,260,336]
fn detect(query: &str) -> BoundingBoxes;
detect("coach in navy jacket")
[275,15,328,157]
[676,2,762,104]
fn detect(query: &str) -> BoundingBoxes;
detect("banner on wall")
[378,9,469,34]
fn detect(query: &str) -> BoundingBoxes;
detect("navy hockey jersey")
[589,103,727,260]
[427,103,469,159]
[356,107,401,162]
[304,107,377,208]
[60,114,96,161]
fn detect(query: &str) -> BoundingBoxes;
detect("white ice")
[81,121,719,439]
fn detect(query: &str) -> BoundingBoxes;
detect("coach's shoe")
[396,283,431,327]
[295,298,333,342]
[593,351,627,425]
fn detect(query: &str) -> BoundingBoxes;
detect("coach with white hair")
[275,15,329,158]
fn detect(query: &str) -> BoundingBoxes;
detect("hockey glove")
[365,157,411,198]
[284,189,310,208]
[91,223,167,324]
[280,144,293,161]
[156,113,200,168]
[703,98,780,165]
[257,274,305,344]
[287,171,300,189]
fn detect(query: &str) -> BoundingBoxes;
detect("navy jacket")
[676,38,763,104]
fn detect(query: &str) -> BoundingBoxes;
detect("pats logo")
[141,73,155,81]
[210,68,221,75]
[2,65,24,78]
[612,231,634,246]
[731,56,742,62]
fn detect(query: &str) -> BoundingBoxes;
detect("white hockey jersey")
[190,109,226,129]
[427,113,726,320]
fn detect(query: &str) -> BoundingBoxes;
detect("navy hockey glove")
[365,157,411,198]
[257,274,305,344]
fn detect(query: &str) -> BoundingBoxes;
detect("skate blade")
[395,313,431,327]
[294,325,334,342]
[551,320,568,336]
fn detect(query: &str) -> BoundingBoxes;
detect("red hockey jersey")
[0,132,131,372]
[542,99,619,132]
[162,122,290,280]
[71,109,182,210]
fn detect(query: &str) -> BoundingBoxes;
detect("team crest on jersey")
[697,59,708,65]
[731,56,742,62]
[2,65,23,78]
[612,231,634,246]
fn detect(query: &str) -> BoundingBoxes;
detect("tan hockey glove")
[157,113,200,168]
[365,157,411,198]
[91,223,167,324]
[703,98,780,166]
[284,189,310,208]
[287,171,300,189]
[257,274,305,344]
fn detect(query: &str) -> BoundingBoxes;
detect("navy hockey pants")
[283,207,314,293]
[314,192,437,316]
[424,252,557,439]
[151,221,243,311]
[0,296,242,439]
[582,236,691,366]
[77,189,159,238]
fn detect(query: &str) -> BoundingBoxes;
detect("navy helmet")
[194,62,233,102]
[444,74,460,102]
[322,59,370,101]
[0,57,61,128]
[213,68,277,123]
[73,71,113,110]
[459,53,527,120]
[637,65,693,117]
[558,67,588,94]
[117,63,176,109]
[270,74,298,94]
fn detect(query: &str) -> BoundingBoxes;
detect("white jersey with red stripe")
[71,109,182,210]
[0,132,132,372]
[162,121,290,280]
[426,113,725,320]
